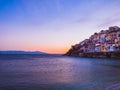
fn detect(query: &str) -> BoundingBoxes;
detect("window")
[119,34,120,37]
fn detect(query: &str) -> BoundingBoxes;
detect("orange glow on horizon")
[0,42,71,54]
[17,43,71,54]
[34,46,70,54]
[6,45,71,54]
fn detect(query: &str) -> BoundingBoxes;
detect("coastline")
[65,52,120,59]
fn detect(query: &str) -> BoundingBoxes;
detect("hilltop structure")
[66,26,120,58]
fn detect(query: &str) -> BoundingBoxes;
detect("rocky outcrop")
[65,26,120,58]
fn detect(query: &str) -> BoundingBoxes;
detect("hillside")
[65,26,120,58]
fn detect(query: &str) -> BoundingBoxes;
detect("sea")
[0,54,120,90]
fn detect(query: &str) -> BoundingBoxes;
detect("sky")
[0,0,120,54]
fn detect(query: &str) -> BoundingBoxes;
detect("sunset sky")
[1,0,120,54]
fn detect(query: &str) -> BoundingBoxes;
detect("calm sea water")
[0,54,120,90]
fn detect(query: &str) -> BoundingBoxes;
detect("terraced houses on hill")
[68,26,120,56]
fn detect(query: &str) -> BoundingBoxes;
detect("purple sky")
[0,0,120,53]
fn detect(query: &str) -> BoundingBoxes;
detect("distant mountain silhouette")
[0,50,48,54]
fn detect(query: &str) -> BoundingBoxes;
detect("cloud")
[98,11,120,28]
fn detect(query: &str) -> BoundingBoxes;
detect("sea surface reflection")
[0,54,120,90]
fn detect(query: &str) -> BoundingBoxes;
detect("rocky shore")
[66,51,120,58]
[65,26,120,58]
